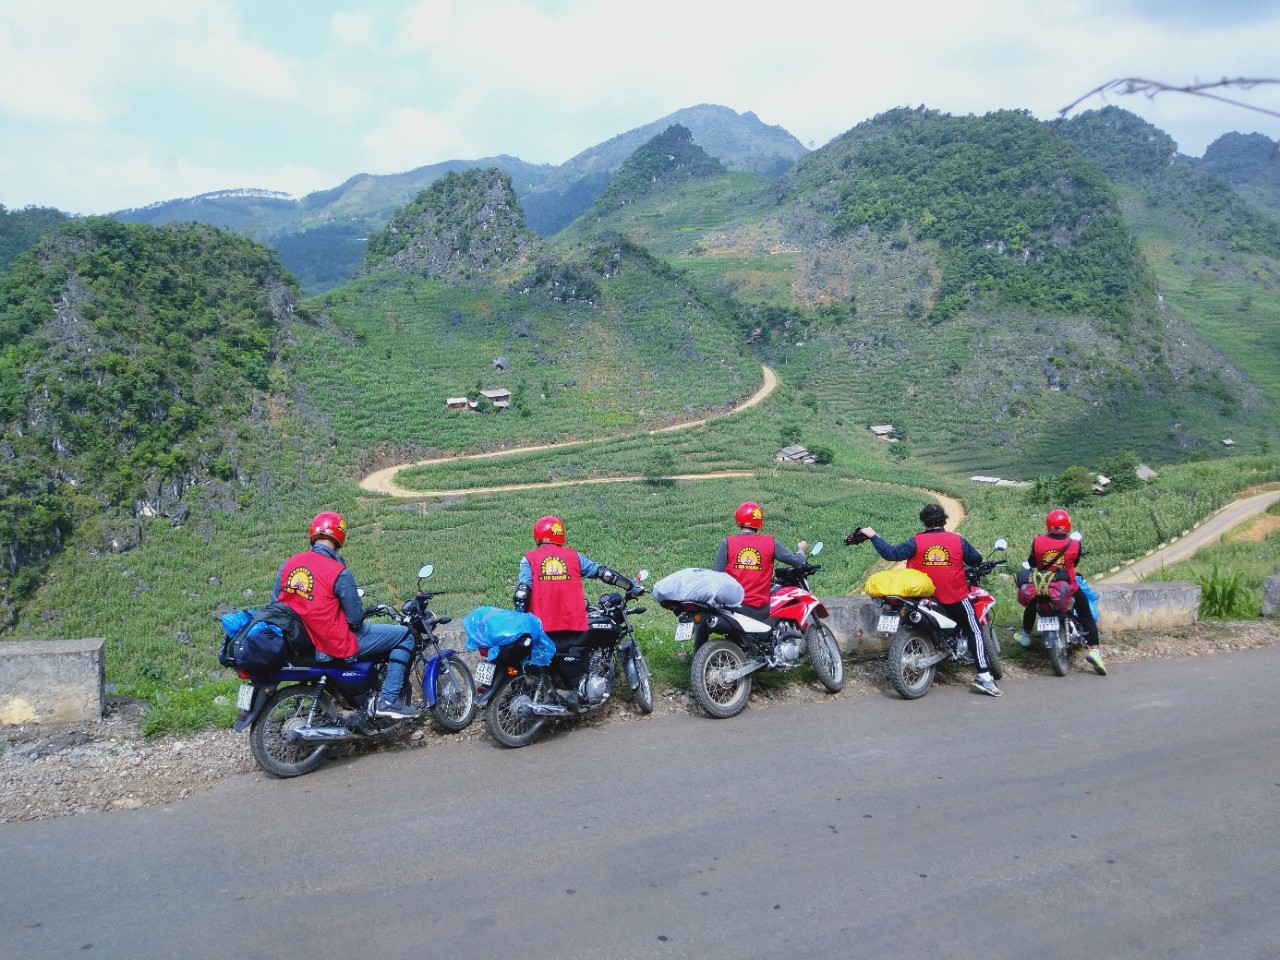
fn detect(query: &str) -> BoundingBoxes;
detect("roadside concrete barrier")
[1091,582,1200,631]
[819,581,1202,654]
[1263,576,1280,617]
[0,638,105,725]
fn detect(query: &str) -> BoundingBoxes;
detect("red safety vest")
[726,533,776,607]
[525,544,588,632]
[276,549,358,658]
[1032,533,1080,586]
[907,530,968,604]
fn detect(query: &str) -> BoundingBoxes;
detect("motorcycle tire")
[485,674,548,748]
[427,654,478,733]
[690,638,752,719]
[982,624,1003,681]
[887,630,937,700]
[1046,621,1069,677]
[805,621,846,693]
[249,685,335,778]
[626,645,655,715]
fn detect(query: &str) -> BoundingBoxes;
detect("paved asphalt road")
[1106,489,1280,583]
[3,647,1279,960]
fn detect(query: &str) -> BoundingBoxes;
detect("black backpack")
[218,602,314,673]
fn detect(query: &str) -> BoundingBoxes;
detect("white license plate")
[674,621,694,642]
[877,614,901,634]
[1037,616,1060,633]
[236,683,254,711]
[474,661,495,686]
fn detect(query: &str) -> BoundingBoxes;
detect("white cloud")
[359,107,474,173]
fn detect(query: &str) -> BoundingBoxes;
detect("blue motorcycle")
[235,564,477,777]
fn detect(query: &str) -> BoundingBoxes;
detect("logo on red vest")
[733,547,764,570]
[282,566,316,601]
[538,555,572,581]
[1040,548,1066,568]
[921,544,953,567]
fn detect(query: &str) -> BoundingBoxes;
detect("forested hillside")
[1058,108,1280,418]
[565,106,1276,474]
[0,205,68,273]
[0,219,314,622]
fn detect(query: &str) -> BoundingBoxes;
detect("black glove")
[845,529,869,546]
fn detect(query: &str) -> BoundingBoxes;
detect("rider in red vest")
[273,511,421,718]
[514,515,641,698]
[1016,509,1105,675]
[852,503,1001,697]
[714,501,808,621]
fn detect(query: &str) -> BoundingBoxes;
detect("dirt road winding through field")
[359,365,777,497]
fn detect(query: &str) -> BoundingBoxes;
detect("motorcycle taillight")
[235,669,252,680]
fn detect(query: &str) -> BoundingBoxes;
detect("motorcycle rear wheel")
[250,686,334,778]
[690,638,752,719]
[805,621,846,692]
[1046,623,1069,676]
[486,674,548,748]
[427,654,477,732]
[982,624,1003,681]
[887,631,936,700]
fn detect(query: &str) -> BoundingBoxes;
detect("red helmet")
[533,515,566,546]
[1046,509,1072,534]
[309,511,347,547]
[734,501,764,530]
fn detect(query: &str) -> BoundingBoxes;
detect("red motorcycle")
[869,539,1007,700]
[657,541,845,719]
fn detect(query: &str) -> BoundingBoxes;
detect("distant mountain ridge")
[111,105,806,291]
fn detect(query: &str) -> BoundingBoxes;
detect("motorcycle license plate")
[236,683,254,711]
[674,621,694,642]
[474,661,495,686]
[1037,616,1059,633]
[876,614,900,634]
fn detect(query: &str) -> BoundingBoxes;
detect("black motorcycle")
[468,572,653,748]
[234,564,477,777]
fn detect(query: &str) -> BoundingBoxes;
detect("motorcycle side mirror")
[417,564,435,579]
[810,541,824,557]
[992,538,1007,552]
[357,588,365,598]
[1069,531,1083,542]
[635,570,650,582]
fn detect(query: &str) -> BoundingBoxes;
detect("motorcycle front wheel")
[426,654,477,732]
[690,638,752,719]
[982,624,1003,681]
[805,621,846,692]
[624,645,655,714]
[249,685,334,778]
[887,630,936,700]
[485,674,548,748]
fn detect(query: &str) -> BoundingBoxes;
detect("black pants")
[1022,591,1100,647]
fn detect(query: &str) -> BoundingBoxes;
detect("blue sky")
[2,0,1278,215]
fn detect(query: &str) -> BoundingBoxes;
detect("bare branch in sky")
[1054,77,1280,151]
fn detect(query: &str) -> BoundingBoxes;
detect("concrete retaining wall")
[0,638,105,725]
[819,581,1202,654]
[1091,582,1200,631]
[1263,576,1280,617]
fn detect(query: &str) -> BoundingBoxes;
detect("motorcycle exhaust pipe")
[516,701,573,718]
[284,725,355,743]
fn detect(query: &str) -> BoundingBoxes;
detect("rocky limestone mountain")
[360,168,540,283]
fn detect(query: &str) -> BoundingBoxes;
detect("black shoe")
[374,697,421,719]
